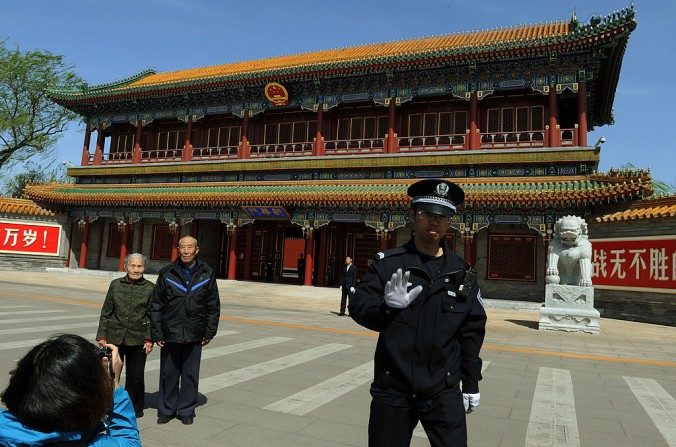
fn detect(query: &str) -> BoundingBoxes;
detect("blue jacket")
[0,387,141,447]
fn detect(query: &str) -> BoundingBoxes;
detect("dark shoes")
[135,410,144,418]
[179,415,194,425]
[157,414,174,424]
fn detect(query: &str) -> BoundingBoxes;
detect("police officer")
[349,179,486,447]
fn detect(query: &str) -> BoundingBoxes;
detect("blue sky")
[2,0,673,187]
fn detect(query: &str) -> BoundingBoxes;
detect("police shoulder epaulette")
[375,247,406,260]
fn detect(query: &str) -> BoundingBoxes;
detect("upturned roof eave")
[49,8,636,106]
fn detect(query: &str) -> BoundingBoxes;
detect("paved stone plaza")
[0,270,674,447]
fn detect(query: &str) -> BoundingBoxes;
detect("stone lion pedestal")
[539,285,600,333]
[539,215,601,334]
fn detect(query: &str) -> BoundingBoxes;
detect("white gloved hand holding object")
[383,269,423,308]
[349,287,356,293]
[463,393,480,414]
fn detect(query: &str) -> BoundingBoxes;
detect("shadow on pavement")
[506,319,539,330]
[144,391,208,410]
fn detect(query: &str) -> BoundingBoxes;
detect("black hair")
[1,334,113,433]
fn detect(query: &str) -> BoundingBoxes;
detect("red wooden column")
[243,225,253,280]
[239,111,251,159]
[316,228,328,287]
[469,92,479,150]
[93,128,104,165]
[182,116,194,161]
[227,228,237,280]
[132,121,143,163]
[81,124,92,166]
[78,221,90,269]
[386,99,399,153]
[303,232,315,286]
[170,225,180,262]
[548,86,559,147]
[463,234,475,265]
[379,237,388,252]
[577,80,588,147]
[314,104,324,156]
[118,223,128,272]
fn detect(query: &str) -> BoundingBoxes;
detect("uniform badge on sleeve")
[476,289,485,307]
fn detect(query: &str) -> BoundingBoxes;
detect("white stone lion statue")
[545,215,593,287]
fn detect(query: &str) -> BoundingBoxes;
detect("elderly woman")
[0,334,141,446]
[96,253,155,418]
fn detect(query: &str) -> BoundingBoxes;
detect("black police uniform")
[349,179,486,447]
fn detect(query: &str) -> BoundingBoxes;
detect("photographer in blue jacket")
[0,334,141,447]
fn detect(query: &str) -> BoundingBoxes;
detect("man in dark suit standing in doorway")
[338,256,357,315]
[297,253,305,285]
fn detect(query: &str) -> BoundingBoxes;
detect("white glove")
[463,393,480,414]
[349,287,355,293]
[339,286,342,291]
[383,269,423,309]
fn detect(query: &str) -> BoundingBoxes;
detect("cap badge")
[436,183,449,197]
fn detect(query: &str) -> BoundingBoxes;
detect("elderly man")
[96,252,154,418]
[150,236,220,425]
[349,179,487,447]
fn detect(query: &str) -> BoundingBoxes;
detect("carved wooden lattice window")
[307,121,317,140]
[516,107,529,132]
[151,225,173,261]
[156,130,185,150]
[487,109,500,133]
[264,123,278,144]
[424,113,438,136]
[364,117,377,139]
[408,114,422,137]
[292,122,306,143]
[439,112,453,135]
[279,122,293,144]
[337,118,350,140]
[487,234,536,281]
[378,117,388,138]
[454,111,467,135]
[114,133,135,153]
[350,118,364,139]
[531,106,544,130]
[502,108,515,133]
[207,126,240,147]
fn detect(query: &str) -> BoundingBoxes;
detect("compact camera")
[96,347,115,379]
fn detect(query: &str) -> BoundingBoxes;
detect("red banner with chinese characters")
[589,236,675,292]
[0,220,62,256]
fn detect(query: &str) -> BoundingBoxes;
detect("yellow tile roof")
[0,197,55,217]
[128,21,569,88]
[596,196,676,222]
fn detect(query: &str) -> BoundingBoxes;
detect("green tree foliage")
[2,160,70,198]
[0,40,82,169]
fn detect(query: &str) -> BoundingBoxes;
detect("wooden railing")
[90,127,581,165]
[398,134,466,152]
[192,146,238,160]
[249,142,314,158]
[480,131,546,148]
[324,137,385,155]
[140,148,183,163]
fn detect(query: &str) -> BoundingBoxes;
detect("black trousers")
[157,341,202,418]
[368,388,467,447]
[339,289,352,314]
[118,344,147,415]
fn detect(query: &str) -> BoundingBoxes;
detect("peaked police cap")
[407,179,464,216]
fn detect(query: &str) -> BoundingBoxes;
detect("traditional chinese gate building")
[26,6,653,302]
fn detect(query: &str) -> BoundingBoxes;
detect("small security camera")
[599,136,606,144]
